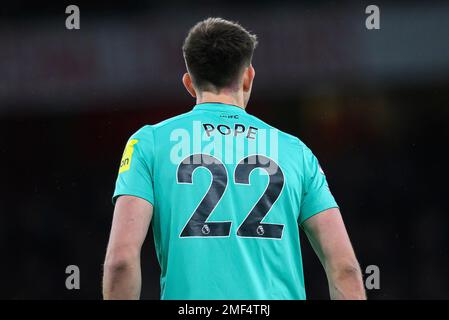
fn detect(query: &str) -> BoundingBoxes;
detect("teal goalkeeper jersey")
[113,102,338,300]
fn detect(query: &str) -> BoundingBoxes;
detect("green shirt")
[113,103,338,299]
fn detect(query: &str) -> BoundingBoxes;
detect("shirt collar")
[193,102,247,114]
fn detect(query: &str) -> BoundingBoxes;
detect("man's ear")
[182,73,197,98]
[243,64,255,93]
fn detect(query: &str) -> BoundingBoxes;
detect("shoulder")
[128,110,195,140]
[151,111,195,130]
[246,113,308,152]
[127,125,154,146]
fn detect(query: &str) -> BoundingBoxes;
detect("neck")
[196,91,245,109]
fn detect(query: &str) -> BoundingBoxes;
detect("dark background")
[1,0,449,299]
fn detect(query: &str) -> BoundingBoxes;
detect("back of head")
[182,17,258,93]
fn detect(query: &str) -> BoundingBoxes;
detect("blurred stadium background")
[1,0,448,299]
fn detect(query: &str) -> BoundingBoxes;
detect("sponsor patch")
[119,139,138,173]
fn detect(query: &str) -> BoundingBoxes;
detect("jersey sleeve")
[112,125,155,206]
[298,146,339,225]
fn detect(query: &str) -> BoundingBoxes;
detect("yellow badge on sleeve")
[119,139,139,174]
